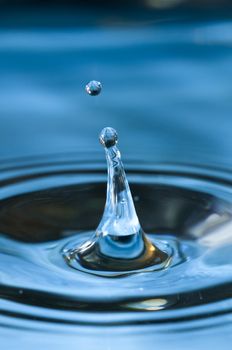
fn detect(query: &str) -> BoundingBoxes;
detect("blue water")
[1,8,232,350]
[0,17,232,167]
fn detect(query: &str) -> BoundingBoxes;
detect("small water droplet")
[85,80,102,96]
[99,127,118,148]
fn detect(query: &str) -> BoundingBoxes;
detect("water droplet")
[85,80,102,96]
[99,127,118,148]
[67,127,170,276]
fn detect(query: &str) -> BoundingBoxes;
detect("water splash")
[1,153,232,328]
[66,127,170,275]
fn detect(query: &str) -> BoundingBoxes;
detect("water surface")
[0,6,232,350]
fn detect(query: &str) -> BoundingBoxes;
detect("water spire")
[69,127,169,274]
[97,127,142,250]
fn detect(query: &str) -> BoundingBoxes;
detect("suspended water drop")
[85,80,102,96]
[66,127,171,276]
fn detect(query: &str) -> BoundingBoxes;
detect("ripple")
[0,154,232,328]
